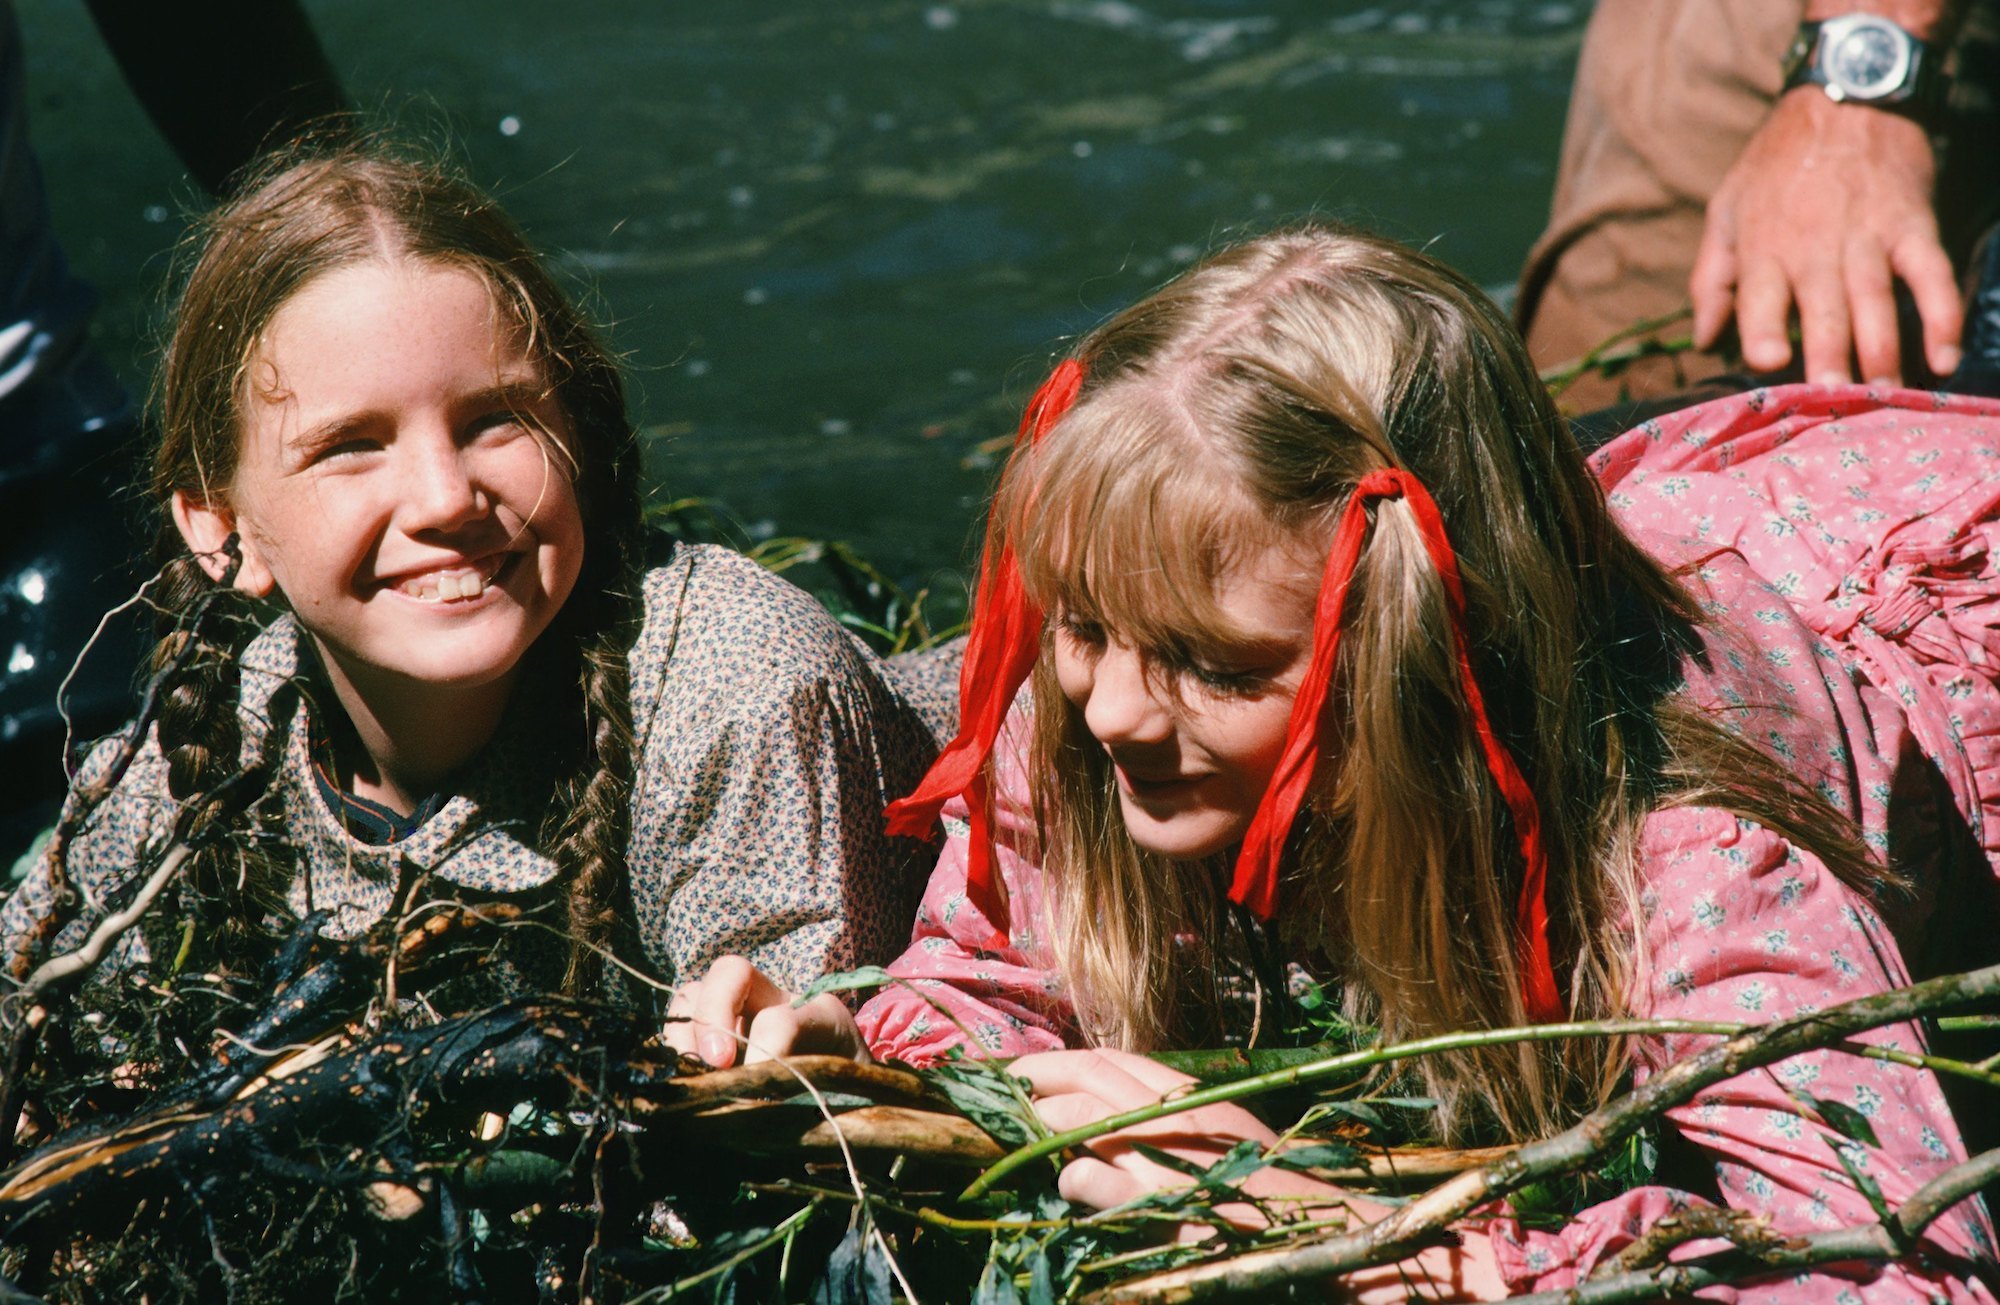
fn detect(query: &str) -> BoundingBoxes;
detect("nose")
[399,432,486,533]
[1080,642,1174,748]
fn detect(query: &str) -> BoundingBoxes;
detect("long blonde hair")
[993,227,1885,1139]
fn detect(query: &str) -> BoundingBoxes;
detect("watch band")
[1781,13,1943,120]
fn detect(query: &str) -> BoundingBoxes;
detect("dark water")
[25,0,1584,620]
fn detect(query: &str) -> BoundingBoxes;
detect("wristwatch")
[1782,14,1941,113]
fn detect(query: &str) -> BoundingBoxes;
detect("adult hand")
[1691,89,1961,386]
[1010,1048,1508,1302]
[663,955,867,1069]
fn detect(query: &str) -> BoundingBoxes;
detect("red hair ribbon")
[1228,468,1563,1024]
[885,358,1086,942]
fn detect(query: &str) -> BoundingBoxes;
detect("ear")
[170,490,276,597]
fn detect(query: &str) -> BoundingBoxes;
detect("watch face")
[1826,20,1911,98]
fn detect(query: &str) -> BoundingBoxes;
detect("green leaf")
[454,1148,570,1210]
[1126,1139,1270,1199]
[1270,1141,1361,1173]
[1198,1139,1275,1191]
[1596,1125,1660,1192]
[1364,1096,1440,1112]
[1793,1091,1881,1149]
[927,1061,1042,1148]
[7,825,52,886]
[1507,1178,1578,1223]
[1832,1142,1893,1224]
[798,965,898,1002]
[1313,1101,1386,1132]
[1026,1250,1057,1305]
[972,1259,1022,1305]
[809,1225,892,1305]
[1127,1142,1209,1181]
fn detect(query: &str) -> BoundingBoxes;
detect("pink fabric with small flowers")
[857,385,2000,1300]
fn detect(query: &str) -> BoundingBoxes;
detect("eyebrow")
[465,378,558,413]
[284,378,558,459]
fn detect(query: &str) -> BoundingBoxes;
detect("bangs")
[1001,382,1315,661]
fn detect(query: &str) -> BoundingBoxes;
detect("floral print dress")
[4,542,953,999]
[856,385,2000,1301]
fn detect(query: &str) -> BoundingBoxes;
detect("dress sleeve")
[1489,807,1998,1300]
[2,731,174,981]
[624,549,940,994]
[855,705,1078,1065]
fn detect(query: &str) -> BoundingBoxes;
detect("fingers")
[1057,1155,1145,1211]
[1794,258,1855,387]
[664,955,786,1070]
[1894,233,1964,378]
[1689,214,1739,352]
[1733,253,1798,375]
[1844,238,1901,385]
[1689,95,1952,388]
[746,993,866,1064]
[1010,1047,1193,1112]
[742,1001,802,1066]
[1033,1089,1121,1135]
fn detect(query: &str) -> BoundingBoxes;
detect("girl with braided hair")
[836,227,1999,1298]
[0,143,947,1029]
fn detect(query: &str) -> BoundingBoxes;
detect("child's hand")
[663,955,868,1070]
[1009,1047,1337,1220]
[1009,1048,1506,1302]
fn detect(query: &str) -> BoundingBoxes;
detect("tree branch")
[1078,963,2000,1302]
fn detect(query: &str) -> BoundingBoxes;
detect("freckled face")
[214,258,585,705]
[1052,543,1319,861]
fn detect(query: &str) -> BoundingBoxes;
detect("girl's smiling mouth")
[1113,761,1204,798]
[383,552,512,603]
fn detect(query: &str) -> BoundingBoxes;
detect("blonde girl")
[1,144,944,1038]
[854,227,2000,1299]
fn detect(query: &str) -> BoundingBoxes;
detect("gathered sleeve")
[624,547,941,993]
[1489,807,1997,1300]
[2,731,174,982]
[855,704,1078,1064]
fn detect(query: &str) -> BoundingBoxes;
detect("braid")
[555,606,638,997]
[147,534,292,968]
[152,545,245,814]
[552,522,645,998]
[554,416,648,999]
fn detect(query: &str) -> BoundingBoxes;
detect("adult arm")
[1690,0,1964,386]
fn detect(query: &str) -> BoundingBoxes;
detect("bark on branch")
[1081,963,2000,1302]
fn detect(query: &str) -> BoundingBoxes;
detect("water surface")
[25,0,1584,620]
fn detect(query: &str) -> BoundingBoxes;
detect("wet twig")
[1078,963,2000,1302]
[1504,1146,2000,1304]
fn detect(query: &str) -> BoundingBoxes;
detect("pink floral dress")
[858,385,2000,1300]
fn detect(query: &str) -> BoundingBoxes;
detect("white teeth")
[397,563,496,603]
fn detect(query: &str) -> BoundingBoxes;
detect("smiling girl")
[843,228,2000,1298]
[0,145,946,1017]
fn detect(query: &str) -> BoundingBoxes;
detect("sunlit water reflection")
[27,0,1584,619]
